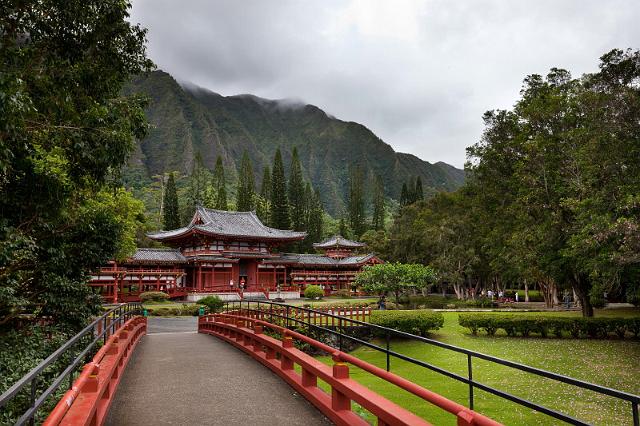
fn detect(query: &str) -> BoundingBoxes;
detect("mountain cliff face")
[123,70,465,214]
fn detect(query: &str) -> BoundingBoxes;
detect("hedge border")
[458,314,640,339]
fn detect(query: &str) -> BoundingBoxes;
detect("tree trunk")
[524,280,530,302]
[572,275,593,317]
[453,283,464,300]
[394,290,401,306]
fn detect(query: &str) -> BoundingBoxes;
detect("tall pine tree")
[256,165,271,223]
[186,153,208,215]
[163,172,180,230]
[306,187,324,248]
[213,155,227,210]
[288,147,305,231]
[400,182,409,207]
[236,150,255,211]
[415,176,424,202]
[270,149,290,229]
[348,165,367,238]
[372,174,385,230]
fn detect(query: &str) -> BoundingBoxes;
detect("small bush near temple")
[370,310,444,336]
[198,296,224,313]
[304,285,324,299]
[139,291,170,303]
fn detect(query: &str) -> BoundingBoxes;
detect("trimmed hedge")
[145,304,202,316]
[139,291,169,302]
[458,314,640,339]
[370,310,444,336]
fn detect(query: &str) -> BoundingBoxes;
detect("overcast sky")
[129,0,640,168]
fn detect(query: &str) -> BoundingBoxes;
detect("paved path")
[105,317,330,426]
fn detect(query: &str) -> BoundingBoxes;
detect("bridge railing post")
[331,354,351,412]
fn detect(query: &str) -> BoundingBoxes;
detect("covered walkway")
[105,317,329,425]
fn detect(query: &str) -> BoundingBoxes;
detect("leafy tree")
[213,155,227,210]
[163,172,180,229]
[0,0,152,328]
[348,165,367,237]
[372,174,385,230]
[288,147,306,231]
[355,263,436,305]
[270,149,290,229]
[236,150,255,211]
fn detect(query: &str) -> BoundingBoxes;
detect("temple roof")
[128,248,187,264]
[313,235,366,249]
[264,253,378,267]
[148,207,307,242]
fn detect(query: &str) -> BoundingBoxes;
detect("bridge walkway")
[105,317,330,426]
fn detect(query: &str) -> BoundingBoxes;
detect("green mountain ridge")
[123,70,465,215]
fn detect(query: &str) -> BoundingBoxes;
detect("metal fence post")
[286,306,290,329]
[29,376,37,426]
[468,354,474,410]
[386,331,390,372]
[632,401,639,426]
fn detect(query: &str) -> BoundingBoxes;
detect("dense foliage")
[370,310,444,336]
[354,263,436,304]
[0,0,152,329]
[458,314,640,339]
[382,49,640,317]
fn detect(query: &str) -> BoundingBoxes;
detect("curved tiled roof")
[313,235,365,249]
[128,248,187,264]
[148,207,307,242]
[264,253,378,267]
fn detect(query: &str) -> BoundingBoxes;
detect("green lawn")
[314,308,640,425]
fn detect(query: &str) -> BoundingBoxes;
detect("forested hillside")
[122,71,464,214]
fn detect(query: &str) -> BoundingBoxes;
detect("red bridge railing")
[43,316,146,425]
[199,313,502,426]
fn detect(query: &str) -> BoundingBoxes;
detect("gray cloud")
[130,0,640,168]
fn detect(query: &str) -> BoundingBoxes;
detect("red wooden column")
[198,265,202,291]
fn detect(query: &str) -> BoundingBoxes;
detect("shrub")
[627,286,640,307]
[139,291,169,303]
[370,310,444,336]
[198,296,224,313]
[458,314,639,339]
[334,289,352,298]
[304,285,324,299]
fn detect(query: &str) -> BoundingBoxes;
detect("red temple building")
[89,207,382,302]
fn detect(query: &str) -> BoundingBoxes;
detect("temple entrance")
[238,259,257,290]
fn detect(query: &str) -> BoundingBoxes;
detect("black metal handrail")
[0,302,143,426]
[223,300,640,426]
